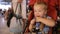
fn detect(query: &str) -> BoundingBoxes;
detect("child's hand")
[30,19,36,25]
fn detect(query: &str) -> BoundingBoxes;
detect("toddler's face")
[34,4,47,18]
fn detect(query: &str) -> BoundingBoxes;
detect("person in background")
[6,8,14,27]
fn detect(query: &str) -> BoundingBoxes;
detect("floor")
[0,14,14,34]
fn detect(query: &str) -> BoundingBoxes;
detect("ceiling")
[1,0,12,2]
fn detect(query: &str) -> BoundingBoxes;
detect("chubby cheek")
[40,12,45,17]
[34,12,41,17]
[34,13,38,17]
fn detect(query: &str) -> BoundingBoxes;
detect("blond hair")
[34,2,48,10]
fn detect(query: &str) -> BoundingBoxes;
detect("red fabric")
[58,0,60,14]
[47,7,57,21]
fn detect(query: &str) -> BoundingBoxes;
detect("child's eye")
[39,10,45,12]
[39,10,43,12]
[39,11,41,12]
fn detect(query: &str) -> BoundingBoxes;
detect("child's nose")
[36,13,40,16]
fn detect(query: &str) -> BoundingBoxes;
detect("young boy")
[29,3,55,34]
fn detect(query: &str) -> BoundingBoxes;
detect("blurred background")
[0,0,60,34]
